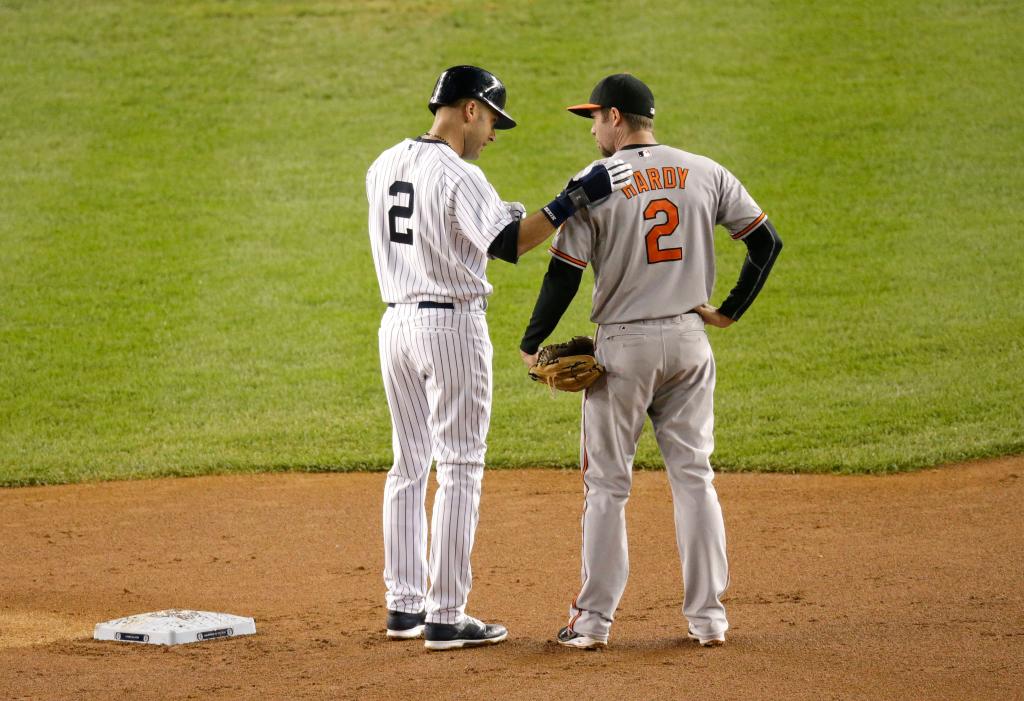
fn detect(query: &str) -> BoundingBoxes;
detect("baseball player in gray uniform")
[367,65,632,651]
[519,74,783,649]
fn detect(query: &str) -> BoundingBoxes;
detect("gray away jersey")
[551,144,764,324]
[367,139,521,304]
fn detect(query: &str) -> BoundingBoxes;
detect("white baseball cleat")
[557,626,608,650]
[687,627,726,647]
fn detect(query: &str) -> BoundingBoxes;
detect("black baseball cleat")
[386,609,426,640]
[557,626,607,650]
[423,615,508,651]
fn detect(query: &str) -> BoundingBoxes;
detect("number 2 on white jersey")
[644,198,682,264]
[389,180,414,245]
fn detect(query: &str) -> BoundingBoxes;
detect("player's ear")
[463,99,477,123]
[609,107,622,127]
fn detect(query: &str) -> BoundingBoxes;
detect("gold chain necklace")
[423,132,453,149]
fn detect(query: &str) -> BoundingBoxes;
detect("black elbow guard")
[488,220,520,264]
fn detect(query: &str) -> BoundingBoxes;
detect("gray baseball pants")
[567,312,729,642]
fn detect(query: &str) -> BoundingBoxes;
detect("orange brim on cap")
[567,103,602,117]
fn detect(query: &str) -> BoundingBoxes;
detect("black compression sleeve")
[520,257,584,353]
[487,219,520,264]
[717,219,783,320]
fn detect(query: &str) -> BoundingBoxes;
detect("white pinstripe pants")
[379,304,491,625]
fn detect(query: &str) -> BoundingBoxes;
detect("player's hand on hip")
[520,349,538,367]
[693,304,735,328]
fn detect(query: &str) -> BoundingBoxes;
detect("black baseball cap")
[567,73,655,120]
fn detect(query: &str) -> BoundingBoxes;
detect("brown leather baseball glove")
[528,336,605,392]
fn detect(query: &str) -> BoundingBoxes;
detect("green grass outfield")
[2,0,1022,485]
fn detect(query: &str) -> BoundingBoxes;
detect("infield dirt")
[2,458,1022,700]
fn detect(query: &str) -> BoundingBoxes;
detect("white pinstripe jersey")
[367,138,520,304]
[550,144,764,324]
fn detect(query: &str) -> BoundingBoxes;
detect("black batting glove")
[543,159,633,227]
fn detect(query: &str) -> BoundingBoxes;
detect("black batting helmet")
[428,65,516,130]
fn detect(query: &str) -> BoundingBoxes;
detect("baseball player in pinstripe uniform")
[520,74,783,649]
[367,66,633,651]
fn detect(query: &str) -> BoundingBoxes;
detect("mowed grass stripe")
[1,0,1022,485]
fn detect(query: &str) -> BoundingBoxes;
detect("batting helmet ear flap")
[429,65,517,129]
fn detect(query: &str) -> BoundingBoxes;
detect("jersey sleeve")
[549,209,593,270]
[365,161,377,203]
[448,164,516,253]
[716,165,766,241]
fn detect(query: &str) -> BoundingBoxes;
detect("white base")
[94,609,256,646]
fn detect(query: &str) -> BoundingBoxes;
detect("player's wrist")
[716,301,739,321]
[542,193,576,228]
